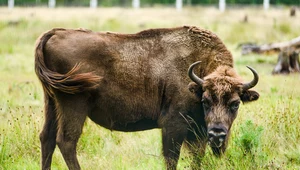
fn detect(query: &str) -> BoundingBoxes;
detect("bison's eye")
[229,101,240,112]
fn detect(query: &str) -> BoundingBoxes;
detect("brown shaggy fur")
[203,66,243,96]
[35,26,259,170]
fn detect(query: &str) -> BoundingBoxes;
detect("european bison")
[35,26,259,170]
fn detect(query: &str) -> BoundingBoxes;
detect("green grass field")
[0,6,300,170]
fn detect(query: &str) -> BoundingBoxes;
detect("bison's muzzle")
[207,125,228,147]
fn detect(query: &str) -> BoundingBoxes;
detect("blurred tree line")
[0,0,299,6]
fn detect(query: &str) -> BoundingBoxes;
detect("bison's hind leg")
[40,94,58,170]
[55,93,89,170]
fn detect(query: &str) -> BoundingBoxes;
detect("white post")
[219,0,226,12]
[176,0,182,12]
[263,0,269,10]
[48,0,55,8]
[132,0,140,9]
[90,0,97,8]
[8,0,14,9]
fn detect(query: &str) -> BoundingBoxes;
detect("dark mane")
[135,27,179,37]
[105,26,186,38]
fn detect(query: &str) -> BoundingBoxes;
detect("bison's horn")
[242,66,259,91]
[188,61,204,86]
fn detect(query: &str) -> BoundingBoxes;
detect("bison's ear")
[240,90,259,103]
[188,82,203,98]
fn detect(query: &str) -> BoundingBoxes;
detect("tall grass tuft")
[234,120,263,154]
[0,107,41,170]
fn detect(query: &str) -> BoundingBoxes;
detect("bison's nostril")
[208,130,226,138]
[207,126,228,147]
[217,132,226,139]
[208,130,227,147]
[208,131,215,138]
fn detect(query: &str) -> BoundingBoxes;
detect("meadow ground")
[0,6,300,170]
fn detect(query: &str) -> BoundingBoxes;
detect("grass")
[0,6,300,170]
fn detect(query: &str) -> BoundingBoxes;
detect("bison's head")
[188,61,259,153]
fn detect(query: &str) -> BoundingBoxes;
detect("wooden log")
[241,36,300,55]
[272,48,300,74]
[290,7,296,17]
[240,36,300,74]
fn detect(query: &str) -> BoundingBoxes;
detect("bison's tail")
[34,29,101,96]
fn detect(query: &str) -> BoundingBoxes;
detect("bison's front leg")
[162,122,188,170]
